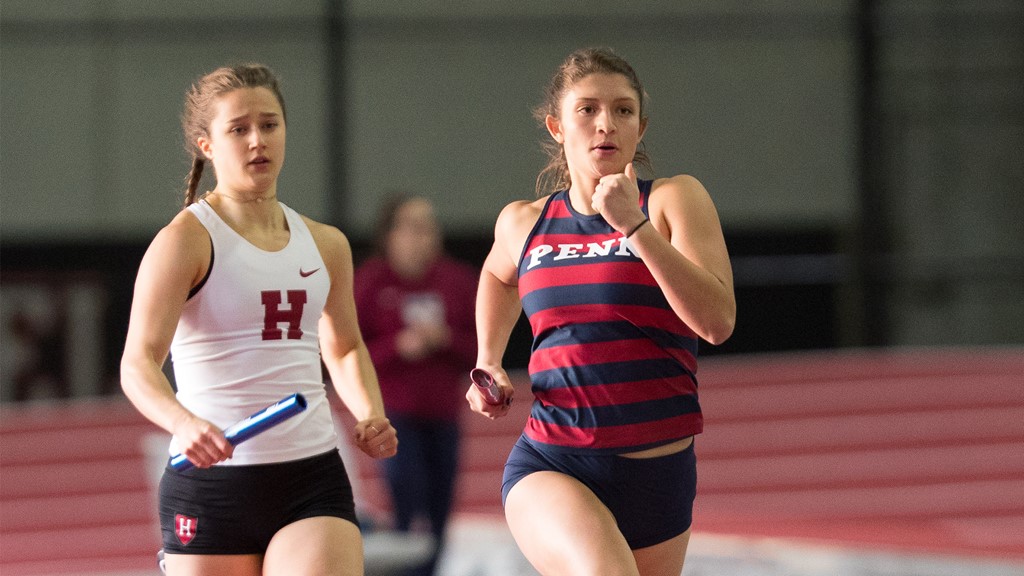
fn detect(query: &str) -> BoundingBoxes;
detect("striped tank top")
[517,181,702,454]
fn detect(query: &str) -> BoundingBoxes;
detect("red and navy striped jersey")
[516,181,702,453]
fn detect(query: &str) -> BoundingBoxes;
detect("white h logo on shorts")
[175,514,197,546]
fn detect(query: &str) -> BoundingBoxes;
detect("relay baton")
[470,368,506,406]
[169,393,308,470]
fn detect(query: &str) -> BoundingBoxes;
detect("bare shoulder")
[300,215,351,262]
[152,208,208,259]
[499,196,545,218]
[136,208,211,290]
[649,174,711,203]
[648,174,719,220]
[647,173,727,252]
[495,196,546,238]
[484,196,548,281]
[164,206,206,235]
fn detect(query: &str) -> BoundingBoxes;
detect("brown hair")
[533,47,652,196]
[180,63,287,207]
[372,191,416,256]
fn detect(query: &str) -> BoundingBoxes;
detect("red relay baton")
[470,368,506,406]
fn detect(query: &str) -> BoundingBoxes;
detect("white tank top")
[168,200,338,465]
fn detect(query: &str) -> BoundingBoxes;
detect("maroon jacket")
[353,255,478,421]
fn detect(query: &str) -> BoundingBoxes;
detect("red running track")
[692,347,1024,560]
[351,347,1024,562]
[1,347,1021,574]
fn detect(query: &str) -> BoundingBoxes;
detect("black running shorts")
[159,450,357,555]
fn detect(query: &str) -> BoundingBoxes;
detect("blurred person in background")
[120,63,396,576]
[354,193,478,576]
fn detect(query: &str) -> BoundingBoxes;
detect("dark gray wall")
[1,1,857,238]
[2,0,1022,373]
[866,1,1024,345]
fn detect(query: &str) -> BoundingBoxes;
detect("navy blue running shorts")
[502,435,697,549]
[159,449,357,555]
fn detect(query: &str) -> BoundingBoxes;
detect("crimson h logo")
[261,290,307,340]
[175,514,197,546]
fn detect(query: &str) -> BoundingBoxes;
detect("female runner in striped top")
[466,47,735,576]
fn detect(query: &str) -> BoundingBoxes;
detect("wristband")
[626,218,649,238]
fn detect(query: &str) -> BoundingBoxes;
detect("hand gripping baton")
[470,368,506,406]
[169,393,308,470]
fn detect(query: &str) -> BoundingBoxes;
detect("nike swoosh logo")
[299,268,321,278]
